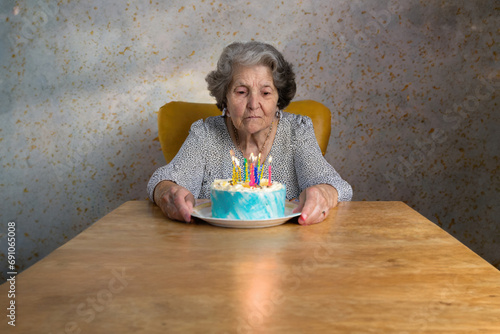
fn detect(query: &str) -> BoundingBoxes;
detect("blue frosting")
[211,185,286,220]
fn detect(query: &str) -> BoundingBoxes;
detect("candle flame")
[269,156,272,164]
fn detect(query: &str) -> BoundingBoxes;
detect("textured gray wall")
[0,0,498,281]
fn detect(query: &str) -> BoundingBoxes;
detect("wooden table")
[1,201,499,333]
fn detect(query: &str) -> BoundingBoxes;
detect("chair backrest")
[158,100,331,163]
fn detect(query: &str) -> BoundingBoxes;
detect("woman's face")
[226,65,279,135]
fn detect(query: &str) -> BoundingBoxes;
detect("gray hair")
[206,41,296,111]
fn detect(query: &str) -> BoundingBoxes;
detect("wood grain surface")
[1,201,499,333]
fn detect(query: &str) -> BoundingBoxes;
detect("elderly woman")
[148,41,352,225]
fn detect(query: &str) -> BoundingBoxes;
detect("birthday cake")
[211,179,286,220]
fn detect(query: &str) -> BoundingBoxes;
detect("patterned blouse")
[147,112,353,202]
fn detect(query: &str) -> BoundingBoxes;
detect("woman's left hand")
[293,184,338,226]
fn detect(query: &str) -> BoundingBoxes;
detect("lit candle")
[255,165,258,185]
[253,160,258,186]
[268,156,272,186]
[244,158,248,182]
[257,153,262,185]
[249,153,255,186]
[231,156,236,184]
[235,158,242,183]
[259,156,266,183]
[229,150,236,184]
[250,162,254,187]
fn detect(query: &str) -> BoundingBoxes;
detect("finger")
[164,198,184,222]
[186,194,196,223]
[186,192,195,209]
[177,203,191,222]
[160,186,192,222]
[163,203,183,222]
[158,194,180,221]
[316,209,328,224]
[298,188,328,225]
[298,202,316,225]
[173,189,193,223]
[301,207,327,226]
[180,192,195,223]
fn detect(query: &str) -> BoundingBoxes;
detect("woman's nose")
[247,93,260,110]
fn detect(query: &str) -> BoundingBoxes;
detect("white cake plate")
[192,201,301,229]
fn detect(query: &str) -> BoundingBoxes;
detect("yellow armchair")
[158,100,331,163]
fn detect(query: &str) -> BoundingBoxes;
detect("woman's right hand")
[153,181,195,223]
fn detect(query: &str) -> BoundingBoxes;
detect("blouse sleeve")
[147,119,208,202]
[291,114,353,202]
